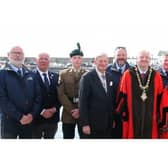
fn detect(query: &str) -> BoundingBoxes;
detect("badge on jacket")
[109,81,113,86]
[26,77,33,81]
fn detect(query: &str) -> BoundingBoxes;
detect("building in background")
[0,52,164,72]
[0,56,95,72]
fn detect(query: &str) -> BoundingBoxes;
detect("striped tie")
[141,73,145,83]
[43,73,50,90]
[101,74,107,92]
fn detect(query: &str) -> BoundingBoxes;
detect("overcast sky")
[0,0,168,58]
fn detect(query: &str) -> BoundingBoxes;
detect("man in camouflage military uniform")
[58,43,87,139]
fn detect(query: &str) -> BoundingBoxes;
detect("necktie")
[118,68,122,74]
[101,74,107,92]
[43,73,50,90]
[141,73,145,83]
[75,71,80,79]
[17,68,22,77]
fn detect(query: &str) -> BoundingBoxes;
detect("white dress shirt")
[95,68,107,92]
[37,68,50,85]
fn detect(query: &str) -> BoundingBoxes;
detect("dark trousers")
[32,122,58,139]
[112,120,122,139]
[82,129,112,139]
[1,116,32,139]
[62,123,83,139]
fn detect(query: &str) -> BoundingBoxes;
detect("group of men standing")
[0,47,61,139]
[0,44,168,139]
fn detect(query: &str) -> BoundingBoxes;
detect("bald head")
[94,53,109,73]
[114,47,127,66]
[136,50,151,71]
[36,52,50,72]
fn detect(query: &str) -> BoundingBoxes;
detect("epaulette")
[68,68,73,73]
[80,68,88,73]
[59,68,69,74]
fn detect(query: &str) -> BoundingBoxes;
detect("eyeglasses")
[10,52,24,55]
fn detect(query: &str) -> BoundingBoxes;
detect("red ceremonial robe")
[116,66,163,138]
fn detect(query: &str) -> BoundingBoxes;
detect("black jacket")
[33,69,61,123]
[79,69,117,132]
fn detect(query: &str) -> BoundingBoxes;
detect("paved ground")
[0,113,79,139]
[55,122,79,139]
[55,108,79,139]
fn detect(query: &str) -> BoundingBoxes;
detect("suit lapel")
[48,72,53,86]
[22,67,29,76]
[112,62,118,70]
[105,73,112,95]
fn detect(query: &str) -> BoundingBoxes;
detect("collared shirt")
[95,67,106,81]
[161,67,168,76]
[116,63,126,74]
[95,67,107,92]
[137,66,148,74]
[10,64,23,76]
[71,66,83,79]
[71,66,82,73]
[37,68,50,85]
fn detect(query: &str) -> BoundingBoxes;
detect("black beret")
[70,42,84,57]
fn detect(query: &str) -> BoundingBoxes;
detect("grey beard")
[8,58,24,68]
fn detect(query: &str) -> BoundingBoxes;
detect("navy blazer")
[0,63,41,122]
[33,69,61,123]
[79,69,117,132]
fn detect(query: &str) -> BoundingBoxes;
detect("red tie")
[141,73,145,82]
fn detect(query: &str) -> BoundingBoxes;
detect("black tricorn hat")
[69,42,84,57]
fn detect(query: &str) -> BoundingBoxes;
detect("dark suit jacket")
[79,69,117,132]
[33,69,61,124]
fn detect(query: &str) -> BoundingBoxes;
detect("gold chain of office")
[135,66,152,101]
